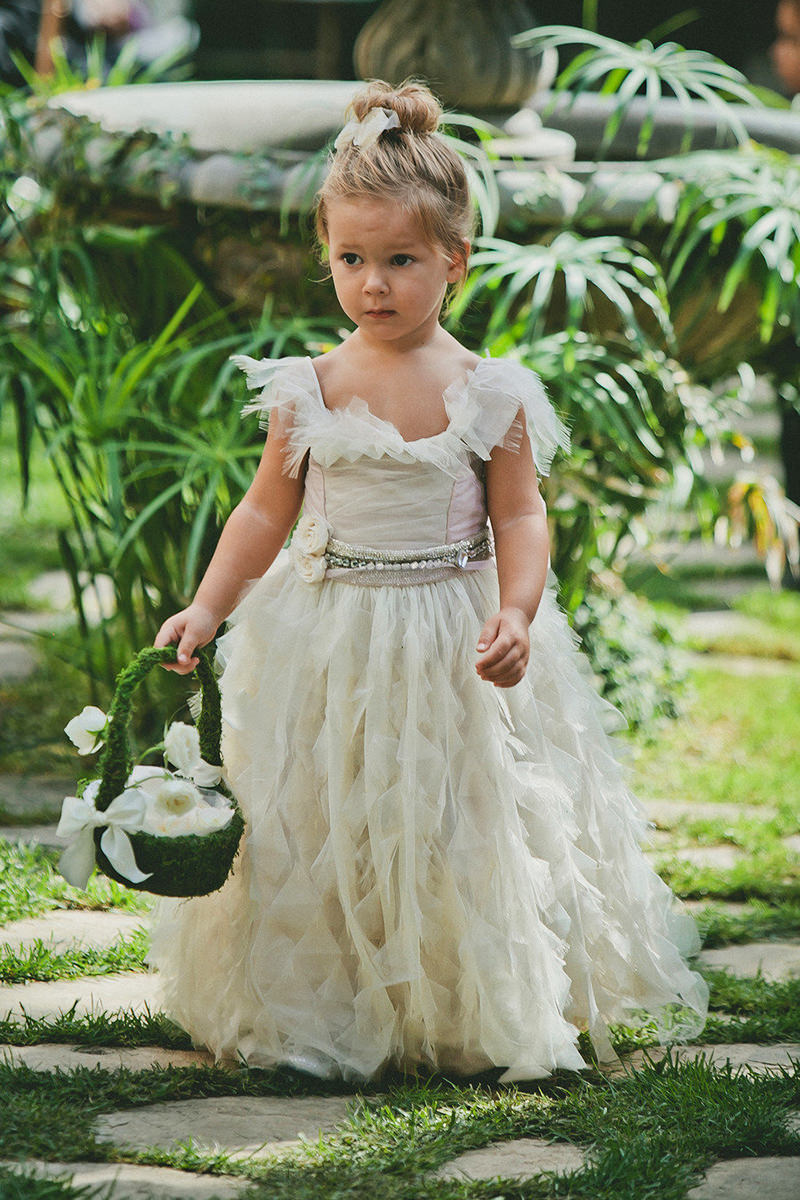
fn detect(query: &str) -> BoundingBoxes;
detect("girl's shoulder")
[462,357,569,477]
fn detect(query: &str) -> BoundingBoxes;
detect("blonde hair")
[315,80,475,279]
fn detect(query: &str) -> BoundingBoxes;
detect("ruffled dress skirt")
[149,555,709,1082]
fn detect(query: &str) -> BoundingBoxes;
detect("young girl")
[149,80,708,1082]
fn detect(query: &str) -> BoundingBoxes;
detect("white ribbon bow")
[57,778,153,890]
[334,107,401,152]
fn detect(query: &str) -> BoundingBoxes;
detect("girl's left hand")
[475,607,530,688]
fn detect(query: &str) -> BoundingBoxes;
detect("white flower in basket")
[64,706,107,754]
[57,717,234,891]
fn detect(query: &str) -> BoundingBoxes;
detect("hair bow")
[334,107,401,152]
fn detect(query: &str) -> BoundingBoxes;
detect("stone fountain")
[15,4,800,372]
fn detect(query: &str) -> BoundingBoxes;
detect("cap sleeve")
[230,354,318,477]
[464,359,569,477]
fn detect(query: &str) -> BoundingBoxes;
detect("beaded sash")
[326,528,493,587]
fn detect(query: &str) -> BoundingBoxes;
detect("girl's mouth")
[366,309,395,318]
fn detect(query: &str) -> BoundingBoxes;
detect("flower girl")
[149,80,708,1081]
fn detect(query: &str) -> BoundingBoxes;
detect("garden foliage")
[1,26,798,725]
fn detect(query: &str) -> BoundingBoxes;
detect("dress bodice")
[232,354,568,552]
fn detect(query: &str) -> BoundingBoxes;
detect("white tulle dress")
[148,354,709,1082]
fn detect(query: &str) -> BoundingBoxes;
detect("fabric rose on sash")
[290,513,330,584]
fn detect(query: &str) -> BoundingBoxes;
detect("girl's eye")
[341,253,361,265]
[391,254,414,266]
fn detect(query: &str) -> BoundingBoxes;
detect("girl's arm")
[476,412,550,688]
[155,419,305,674]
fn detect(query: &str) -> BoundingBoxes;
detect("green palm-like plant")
[659,146,800,345]
[455,230,671,347]
[3,259,340,691]
[512,25,761,155]
[512,331,690,609]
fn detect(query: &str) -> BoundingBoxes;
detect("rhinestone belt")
[325,527,493,574]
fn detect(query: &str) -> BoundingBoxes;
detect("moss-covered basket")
[92,645,244,896]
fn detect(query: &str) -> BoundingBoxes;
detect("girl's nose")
[363,269,388,294]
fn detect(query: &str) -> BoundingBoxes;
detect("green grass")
[0,839,151,922]
[0,1009,193,1050]
[0,1058,798,1199]
[696,898,800,947]
[735,588,800,635]
[623,665,800,811]
[0,1170,105,1200]
[0,928,149,984]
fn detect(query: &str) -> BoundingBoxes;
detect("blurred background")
[0,2,788,90]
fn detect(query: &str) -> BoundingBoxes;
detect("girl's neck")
[348,324,454,364]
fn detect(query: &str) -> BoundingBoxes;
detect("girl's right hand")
[154,604,220,674]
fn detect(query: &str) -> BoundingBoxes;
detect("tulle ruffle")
[231,355,570,480]
[149,565,708,1082]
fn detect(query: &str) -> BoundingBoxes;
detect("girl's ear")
[446,239,470,283]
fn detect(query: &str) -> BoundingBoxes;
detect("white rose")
[164,721,201,776]
[291,545,327,584]
[294,513,330,557]
[152,777,201,818]
[191,758,223,788]
[170,801,234,836]
[141,776,234,836]
[163,722,223,786]
[64,706,107,755]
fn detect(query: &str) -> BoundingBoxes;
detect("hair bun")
[350,79,441,136]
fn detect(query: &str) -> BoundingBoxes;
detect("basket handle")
[94,646,221,814]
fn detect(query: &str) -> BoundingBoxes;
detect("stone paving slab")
[0,640,37,681]
[682,899,753,917]
[0,1043,216,1072]
[0,823,64,848]
[94,1095,354,1161]
[435,1137,585,1181]
[682,610,773,642]
[0,608,71,637]
[0,775,74,820]
[642,798,770,827]
[0,909,145,954]
[697,941,800,982]
[687,1156,800,1199]
[0,1160,249,1199]
[0,971,162,1020]
[611,1043,800,1077]
[646,843,744,870]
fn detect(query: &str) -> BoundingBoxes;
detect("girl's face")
[325,197,466,351]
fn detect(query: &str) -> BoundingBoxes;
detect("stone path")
[94,1095,354,1161]
[698,941,800,983]
[0,1161,249,1199]
[611,1043,800,1077]
[687,1157,800,1199]
[0,822,63,847]
[1,909,144,954]
[642,798,771,827]
[1,1044,215,1072]
[0,972,161,1020]
[0,775,72,820]
[435,1137,586,1181]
